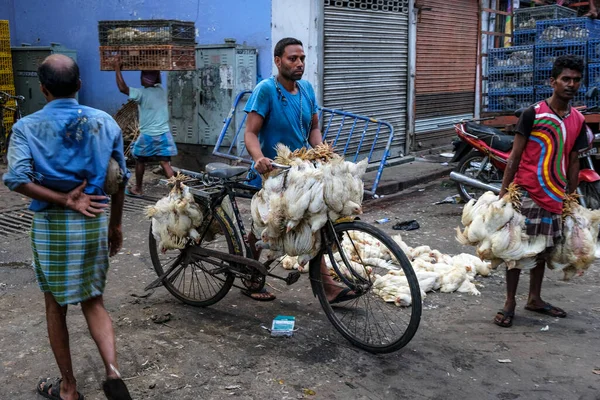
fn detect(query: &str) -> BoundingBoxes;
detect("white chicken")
[146,176,205,252]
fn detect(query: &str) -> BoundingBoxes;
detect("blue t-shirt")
[129,85,170,136]
[244,77,318,160]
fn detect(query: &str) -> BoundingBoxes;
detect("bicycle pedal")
[284,271,301,285]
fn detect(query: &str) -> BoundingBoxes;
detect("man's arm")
[499,133,527,198]
[567,151,580,194]
[244,111,272,173]
[14,181,108,217]
[114,59,129,95]
[308,113,323,147]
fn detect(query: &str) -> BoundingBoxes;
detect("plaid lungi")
[132,131,178,159]
[520,193,562,253]
[31,208,109,306]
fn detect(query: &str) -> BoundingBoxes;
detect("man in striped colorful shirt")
[494,55,589,328]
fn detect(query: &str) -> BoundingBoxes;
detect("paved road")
[0,175,599,399]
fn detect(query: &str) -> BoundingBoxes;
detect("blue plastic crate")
[536,17,600,43]
[488,70,534,93]
[588,63,600,87]
[487,92,535,112]
[535,85,588,107]
[514,5,576,31]
[534,67,552,87]
[534,41,586,69]
[588,39,600,63]
[514,29,536,46]
[488,45,534,74]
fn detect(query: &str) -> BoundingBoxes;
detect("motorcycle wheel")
[455,150,503,202]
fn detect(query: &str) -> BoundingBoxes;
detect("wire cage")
[99,45,196,71]
[535,85,588,107]
[488,45,534,74]
[533,67,553,87]
[514,5,577,31]
[536,17,600,43]
[513,29,536,46]
[98,20,196,46]
[534,42,586,69]
[488,71,534,94]
[488,91,535,112]
[588,63,600,88]
[588,39,600,63]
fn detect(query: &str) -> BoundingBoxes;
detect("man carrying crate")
[114,60,178,196]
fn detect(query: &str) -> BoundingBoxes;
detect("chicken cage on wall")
[514,4,576,31]
[488,45,534,74]
[487,91,534,112]
[488,71,534,94]
[513,29,536,46]
[99,45,196,71]
[534,41,587,69]
[588,38,600,63]
[535,86,588,107]
[536,17,600,43]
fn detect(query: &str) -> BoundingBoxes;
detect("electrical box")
[11,43,77,116]
[168,39,257,147]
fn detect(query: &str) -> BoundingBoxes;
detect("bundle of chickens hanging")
[251,143,367,267]
[146,174,205,252]
[456,184,600,279]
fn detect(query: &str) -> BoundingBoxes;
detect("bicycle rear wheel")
[149,203,240,307]
[309,221,421,353]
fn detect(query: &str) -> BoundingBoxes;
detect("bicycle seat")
[205,162,249,179]
[465,122,513,152]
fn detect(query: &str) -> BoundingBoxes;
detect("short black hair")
[274,37,303,58]
[38,57,80,97]
[551,55,584,79]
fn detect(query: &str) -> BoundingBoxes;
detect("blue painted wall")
[2,0,271,114]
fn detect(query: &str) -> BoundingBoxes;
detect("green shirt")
[129,85,170,136]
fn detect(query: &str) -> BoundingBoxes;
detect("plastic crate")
[514,5,577,31]
[98,20,195,46]
[534,42,586,69]
[488,93,535,112]
[537,17,600,43]
[0,84,15,95]
[0,55,12,70]
[513,29,536,46]
[488,45,534,73]
[0,20,9,38]
[534,67,553,87]
[0,70,13,86]
[99,45,196,71]
[588,63,600,88]
[588,39,600,63]
[488,70,534,94]
[535,85,588,107]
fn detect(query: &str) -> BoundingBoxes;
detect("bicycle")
[0,91,24,161]
[145,162,422,353]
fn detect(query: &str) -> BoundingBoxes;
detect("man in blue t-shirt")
[242,37,358,304]
[114,61,178,196]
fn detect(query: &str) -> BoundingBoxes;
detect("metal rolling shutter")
[414,0,479,150]
[323,0,410,159]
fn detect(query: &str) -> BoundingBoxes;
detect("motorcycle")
[449,108,600,209]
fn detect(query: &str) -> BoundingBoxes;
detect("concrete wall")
[4,0,271,114]
[0,0,16,39]
[271,0,322,105]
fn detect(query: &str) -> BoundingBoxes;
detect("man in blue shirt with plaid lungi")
[3,55,132,400]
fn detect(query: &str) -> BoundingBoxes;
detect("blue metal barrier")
[213,90,396,196]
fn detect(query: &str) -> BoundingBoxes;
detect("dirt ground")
[0,165,599,400]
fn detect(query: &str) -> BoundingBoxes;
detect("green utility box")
[11,43,77,116]
[168,39,257,149]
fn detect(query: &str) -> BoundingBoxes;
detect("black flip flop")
[241,287,276,301]
[37,377,85,400]
[102,378,132,400]
[329,287,361,305]
[493,310,515,328]
[524,303,567,318]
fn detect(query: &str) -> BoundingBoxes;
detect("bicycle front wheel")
[309,221,421,353]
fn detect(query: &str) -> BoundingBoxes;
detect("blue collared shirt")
[2,98,130,211]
